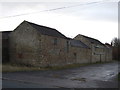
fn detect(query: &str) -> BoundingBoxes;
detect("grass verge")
[2,63,47,72]
[2,61,114,72]
[2,63,90,72]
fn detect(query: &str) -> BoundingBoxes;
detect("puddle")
[106,73,115,77]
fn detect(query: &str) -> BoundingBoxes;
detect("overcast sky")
[0,0,119,43]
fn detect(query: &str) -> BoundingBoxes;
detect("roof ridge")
[78,34,100,42]
[24,20,56,30]
[23,20,67,39]
[77,34,105,46]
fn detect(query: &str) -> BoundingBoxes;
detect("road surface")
[2,61,119,88]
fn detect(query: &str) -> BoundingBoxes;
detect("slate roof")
[70,39,89,48]
[79,34,105,46]
[25,21,67,39]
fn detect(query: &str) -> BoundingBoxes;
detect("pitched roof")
[79,34,105,46]
[70,39,89,48]
[25,21,67,39]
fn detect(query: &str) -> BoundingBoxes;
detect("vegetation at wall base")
[2,61,115,72]
[2,63,46,72]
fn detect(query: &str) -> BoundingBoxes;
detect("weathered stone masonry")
[1,20,112,67]
[74,34,112,63]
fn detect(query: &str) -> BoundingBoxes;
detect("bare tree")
[111,37,120,61]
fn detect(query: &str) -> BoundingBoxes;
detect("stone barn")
[9,21,71,67]
[0,20,111,67]
[67,39,91,64]
[9,21,92,67]
[74,34,108,63]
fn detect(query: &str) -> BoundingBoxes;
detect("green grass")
[2,63,89,72]
[46,63,91,70]
[2,63,47,72]
[2,61,114,72]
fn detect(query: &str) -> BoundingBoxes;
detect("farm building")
[74,34,112,63]
[1,20,112,67]
[9,21,91,67]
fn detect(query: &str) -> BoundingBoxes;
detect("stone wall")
[74,35,93,63]
[9,22,70,67]
[9,22,112,67]
[74,35,111,63]
[9,22,91,67]
[40,35,91,66]
[91,44,106,63]
[105,48,112,62]
[74,35,91,47]
[68,46,91,64]
[39,35,68,67]
[38,35,91,66]
[9,22,41,66]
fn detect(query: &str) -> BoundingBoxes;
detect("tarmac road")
[2,61,119,88]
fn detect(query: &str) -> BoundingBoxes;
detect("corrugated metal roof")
[25,21,67,39]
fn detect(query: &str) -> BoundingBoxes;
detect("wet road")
[2,61,119,88]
